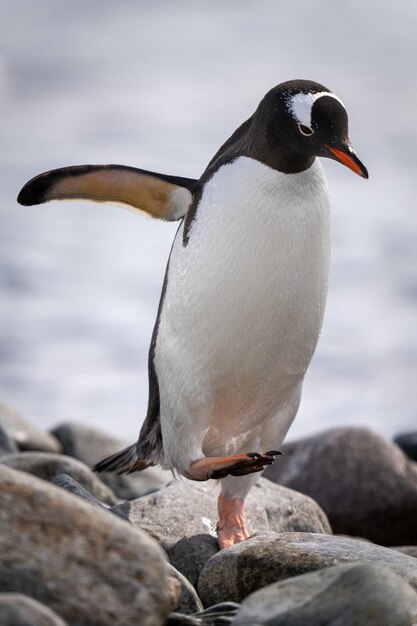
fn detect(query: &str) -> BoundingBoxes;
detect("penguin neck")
[204,116,316,180]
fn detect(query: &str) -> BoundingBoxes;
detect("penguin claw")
[211,451,280,479]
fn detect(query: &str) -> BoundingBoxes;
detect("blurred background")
[0,0,416,441]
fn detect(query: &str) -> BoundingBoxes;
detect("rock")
[168,564,203,614]
[0,452,117,505]
[198,532,417,606]
[392,546,417,559]
[51,421,172,499]
[264,426,417,546]
[167,602,240,626]
[0,464,176,626]
[0,425,18,456]
[394,432,417,462]
[233,562,417,626]
[52,474,126,521]
[0,593,67,625]
[112,478,331,586]
[0,400,61,453]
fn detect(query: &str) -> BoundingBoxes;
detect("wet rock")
[0,451,117,505]
[0,400,60,453]
[198,532,417,606]
[0,593,67,626]
[51,421,171,499]
[113,478,331,586]
[234,562,417,626]
[168,564,203,614]
[394,432,417,462]
[264,426,417,545]
[0,425,18,456]
[0,464,176,626]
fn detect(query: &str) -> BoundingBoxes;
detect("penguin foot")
[216,492,249,550]
[186,451,281,481]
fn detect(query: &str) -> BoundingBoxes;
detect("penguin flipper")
[17,164,198,221]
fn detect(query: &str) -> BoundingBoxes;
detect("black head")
[255,79,368,178]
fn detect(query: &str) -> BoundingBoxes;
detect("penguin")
[18,79,368,549]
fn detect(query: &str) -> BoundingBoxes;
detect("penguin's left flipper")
[17,164,199,221]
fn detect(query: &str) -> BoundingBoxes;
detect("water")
[0,0,416,441]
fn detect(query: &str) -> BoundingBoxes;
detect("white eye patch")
[287,91,345,129]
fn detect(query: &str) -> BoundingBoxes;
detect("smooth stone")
[0,451,117,505]
[234,562,417,626]
[112,478,331,586]
[0,425,18,456]
[0,593,67,626]
[0,464,176,626]
[51,421,172,499]
[0,400,61,453]
[52,474,126,521]
[264,426,417,545]
[394,432,417,462]
[198,532,417,606]
[168,564,203,615]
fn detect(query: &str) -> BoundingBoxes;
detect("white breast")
[155,156,330,472]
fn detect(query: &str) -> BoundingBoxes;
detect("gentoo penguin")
[18,79,368,549]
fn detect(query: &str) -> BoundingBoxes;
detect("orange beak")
[325,145,368,179]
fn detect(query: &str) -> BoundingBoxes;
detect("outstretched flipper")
[17,164,198,221]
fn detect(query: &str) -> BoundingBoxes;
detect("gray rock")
[395,432,417,462]
[0,593,67,626]
[52,474,126,521]
[198,532,417,606]
[0,425,18,456]
[0,464,176,626]
[264,426,417,545]
[0,400,61,453]
[167,602,239,626]
[168,564,203,614]
[0,451,117,505]
[113,478,331,586]
[392,546,417,559]
[234,562,417,626]
[51,421,172,499]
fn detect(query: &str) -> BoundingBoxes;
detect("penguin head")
[259,80,368,178]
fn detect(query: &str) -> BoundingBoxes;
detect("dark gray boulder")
[264,426,417,546]
[395,432,417,462]
[198,532,417,606]
[112,478,331,586]
[0,464,176,626]
[51,421,171,499]
[168,564,203,615]
[234,562,417,626]
[0,400,61,452]
[0,593,67,626]
[52,474,127,521]
[0,451,117,505]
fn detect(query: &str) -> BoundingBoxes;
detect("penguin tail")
[93,444,153,475]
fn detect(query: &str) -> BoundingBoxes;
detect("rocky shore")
[0,399,416,625]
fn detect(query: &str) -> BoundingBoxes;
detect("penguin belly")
[154,156,330,474]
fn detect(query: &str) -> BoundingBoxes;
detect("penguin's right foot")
[185,451,281,481]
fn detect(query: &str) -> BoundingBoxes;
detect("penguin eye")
[298,124,314,136]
